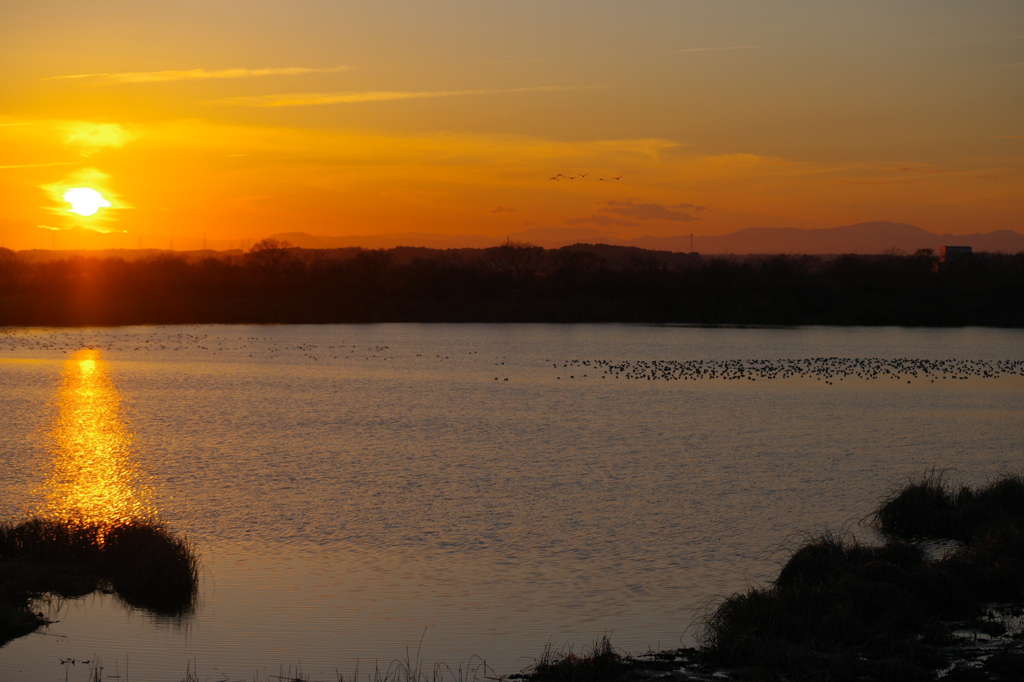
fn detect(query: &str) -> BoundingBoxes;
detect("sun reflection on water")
[39,349,156,526]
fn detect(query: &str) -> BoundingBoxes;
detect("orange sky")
[1,1,1022,251]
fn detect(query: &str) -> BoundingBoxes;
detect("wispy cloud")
[566,215,637,228]
[210,85,601,107]
[603,199,704,222]
[0,162,73,170]
[490,206,517,214]
[488,57,555,64]
[888,166,947,174]
[38,223,125,234]
[673,45,761,53]
[48,66,349,84]
[907,33,1024,49]
[0,122,31,127]
[835,179,890,185]
[567,199,705,228]
[62,122,135,156]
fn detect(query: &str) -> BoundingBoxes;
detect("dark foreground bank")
[5,475,1024,680]
[523,473,1024,682]
[0,518,199,646]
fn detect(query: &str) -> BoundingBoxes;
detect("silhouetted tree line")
[1,239,1022,326]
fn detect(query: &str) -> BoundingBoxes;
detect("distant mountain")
[506,226,620,246]
[631,222,1024,255]
[269,222,1024,255]
[17,222,1013,257]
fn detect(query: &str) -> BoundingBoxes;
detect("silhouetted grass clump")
[699,532,950,680]
[0,518,199,645]
[875,471,1024,541]
[695,474,1024,681]
[529,637,627,682]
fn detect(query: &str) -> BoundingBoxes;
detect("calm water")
[0,324,1022,681]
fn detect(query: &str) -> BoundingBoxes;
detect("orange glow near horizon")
[39,349,156,527]
[0,2,1021,251]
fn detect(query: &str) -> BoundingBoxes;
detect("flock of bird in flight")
[549,173,622,181]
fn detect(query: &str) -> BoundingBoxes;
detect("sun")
[63,187,112,216]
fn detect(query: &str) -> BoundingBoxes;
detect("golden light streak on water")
[39,349,156,526]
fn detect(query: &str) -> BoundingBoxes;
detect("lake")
[0,324,1022,681]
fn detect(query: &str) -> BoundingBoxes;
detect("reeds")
[874,470,1024,541]
[100,520,200,615]
[0,517,199,644]
[697,533,948,680]
[528,637,625,682]
[694,473,1024,681]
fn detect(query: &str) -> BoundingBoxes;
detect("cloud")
[835,180,890,185]
[37,223,124,234]
[673,45,761,53]
[0,122,31,127]
[602,199,704,222]
[48,66,350,84]
[566,215,637,228]
[490,206,516,214]
[210,85,601,107]
[567,199,705,228]
[888,166,947,174]
[488,58,555,64]
[0,162,73,170]
[63,123,135,156]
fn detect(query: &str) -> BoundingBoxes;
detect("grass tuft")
[698,533,946,680]
[874,470,1024,541]
[0,517,199,644]
[528,636,625,682]
[692,473,1024,681]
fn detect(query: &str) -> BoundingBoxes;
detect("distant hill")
[7,221,1022,257]
[633,222,1024,255]
[266,222,1024,255]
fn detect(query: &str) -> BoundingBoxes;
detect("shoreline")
[6,474,1024,680]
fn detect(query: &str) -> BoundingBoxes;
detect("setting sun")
[63,187,112,216]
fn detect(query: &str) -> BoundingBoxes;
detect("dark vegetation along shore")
[1,239,1023,326]
[5,476,1024,681]
[524,473,1024,682]
[0,518,199,646]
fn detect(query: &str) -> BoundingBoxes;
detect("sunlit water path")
[39,349,156,526]
[0,324,1022,681]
